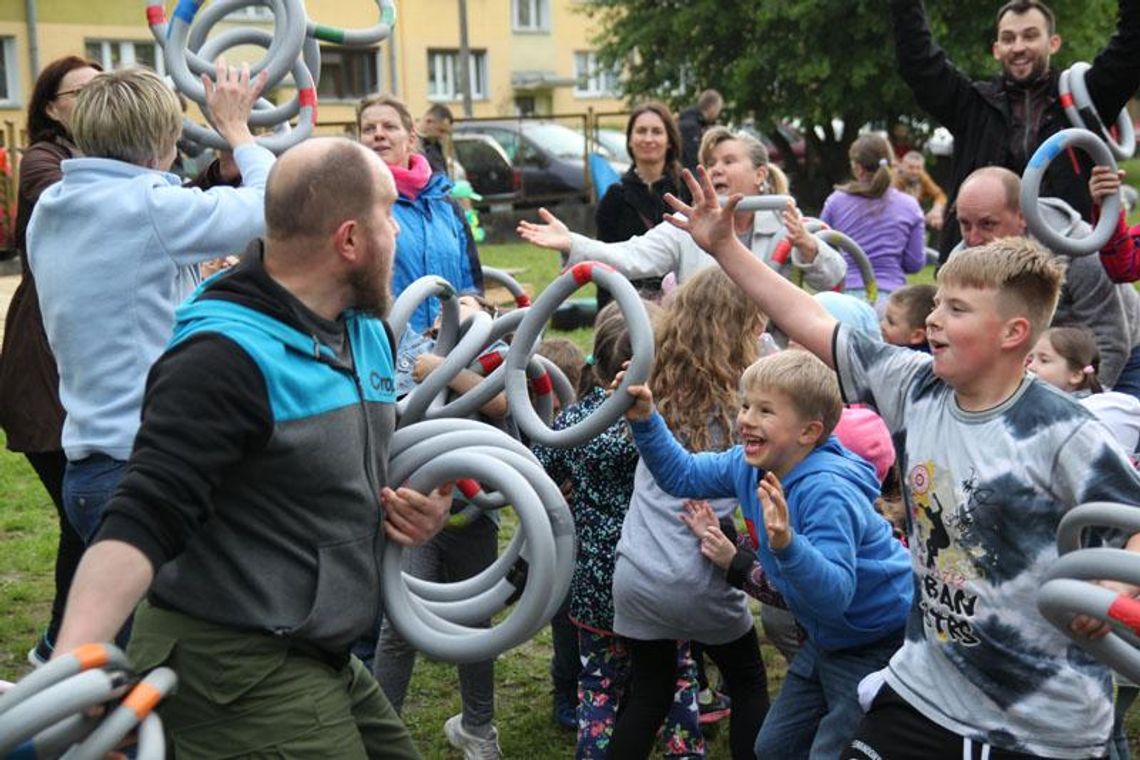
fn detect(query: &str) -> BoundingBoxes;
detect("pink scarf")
[389,153,432,199]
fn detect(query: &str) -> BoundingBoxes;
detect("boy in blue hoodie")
[623,349,912,757]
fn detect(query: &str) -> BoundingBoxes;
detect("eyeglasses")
[54,87,84,99]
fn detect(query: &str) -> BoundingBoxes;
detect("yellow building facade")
[0,0,625,143]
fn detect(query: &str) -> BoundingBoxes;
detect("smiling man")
[891,0,1140,263]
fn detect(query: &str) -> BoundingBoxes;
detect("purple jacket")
[821,187,925,292]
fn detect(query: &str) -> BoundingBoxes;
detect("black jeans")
[609,626,769,759]
[26,450,83,646]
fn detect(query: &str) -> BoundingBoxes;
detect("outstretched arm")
[53,541,154,657]
[664,168,838,367]
[890,0,977,133]
[1085,0,1140,125]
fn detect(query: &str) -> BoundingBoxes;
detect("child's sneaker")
[696,688,731,725]
[26,632,54,668]
[444,714,502,759]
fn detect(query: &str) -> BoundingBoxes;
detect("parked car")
[454,119,624,206]
[587,127,631,164]
[451,133,521,207]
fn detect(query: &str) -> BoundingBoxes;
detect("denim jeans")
[755,629,904,759]
[1111,343,1140,403]
[63,454,128,544]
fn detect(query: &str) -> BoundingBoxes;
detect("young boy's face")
[880,299,924,347]
[926,284,1009,387]
[736,384,821,477]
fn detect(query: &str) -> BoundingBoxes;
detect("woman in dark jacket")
[0,55,102,665]
[595,101,688,308]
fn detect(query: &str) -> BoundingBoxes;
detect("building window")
[513,0,550,32]
[574,52,618,98]
[316,47,380,101]
[0,38,18,105]
[85,40,164,75]
[427,50,488,101]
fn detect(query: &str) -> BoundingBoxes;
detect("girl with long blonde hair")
[609,267,771,759]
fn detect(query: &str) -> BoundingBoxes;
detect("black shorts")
[840,683,1093,760]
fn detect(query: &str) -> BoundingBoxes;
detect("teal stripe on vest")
[170,300,396,423]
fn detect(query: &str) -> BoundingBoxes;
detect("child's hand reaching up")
[758,472,793,551]
[610,365,654,421]
[680,499,719,538]
[699,525,737,570]
[1089,166,1126,209]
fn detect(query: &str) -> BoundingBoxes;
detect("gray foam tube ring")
[506,262,653,448]
[1062,62,1136,161]
[0,643,130,718]
[0,669,131,755]
[388,424,573,609]
[382,451,558,662]
[1036,503,1140,681]
[720,195,794,213]
[65,667,178,760]
[1021,128,1120,257]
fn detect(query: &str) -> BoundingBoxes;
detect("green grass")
[3,240,1138,756]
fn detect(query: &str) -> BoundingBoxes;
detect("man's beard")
[349,257,392,318]
[1003,54,1049,85]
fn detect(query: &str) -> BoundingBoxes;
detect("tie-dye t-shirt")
[834,324,1140,758]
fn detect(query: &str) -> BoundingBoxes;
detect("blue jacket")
[393,172,482,334]
[630,412,912,651]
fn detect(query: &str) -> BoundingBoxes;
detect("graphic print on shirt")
[908,460,982,647]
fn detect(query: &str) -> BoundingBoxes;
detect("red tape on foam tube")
[529,373,553,396]
[457,479,482,498]
[1108,595,1140,634]
[146,6,166,25]
[478,352,504,374]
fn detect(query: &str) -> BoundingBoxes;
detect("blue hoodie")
[392,172,482,334]
[630,412,912,651]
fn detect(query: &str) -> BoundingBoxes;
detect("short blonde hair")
[740,351,842,442]
[71,67,181,167]
[938,236,1065,342]
[698,126,768,170]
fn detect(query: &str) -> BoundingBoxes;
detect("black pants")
[609,627,769,759]
[26,450,84,646]
[843,684,1079,760]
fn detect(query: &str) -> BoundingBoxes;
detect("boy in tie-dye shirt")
[658,163,1140,759]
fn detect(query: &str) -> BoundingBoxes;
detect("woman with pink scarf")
[356,94,482,334]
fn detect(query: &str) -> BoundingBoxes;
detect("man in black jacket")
[892,0,1140,263]
[679,88,723,172]
[52,137,453,757]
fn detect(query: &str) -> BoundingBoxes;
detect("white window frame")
[512,0,550,33]
[573,51,618,98]
[85,40,165,75]
[427,49,488,102]
[0,37,19,107]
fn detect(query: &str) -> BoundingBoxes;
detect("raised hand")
[781,199,819,261]
[202,56,267,149]
[679,499,719,538]
[662,166,742,258]
[1089,166,1126,209]
[610,365,654,421]
[758,471,792,551]
[517,207,573,253]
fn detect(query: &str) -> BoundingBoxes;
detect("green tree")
[585,0,1116,212]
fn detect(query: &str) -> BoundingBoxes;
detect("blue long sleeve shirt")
[629,411,912,651]
[28,143,275,460]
